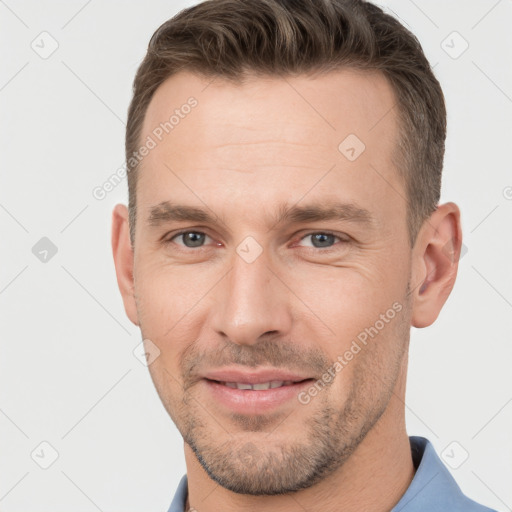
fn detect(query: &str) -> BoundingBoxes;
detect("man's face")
[132,69,414,494]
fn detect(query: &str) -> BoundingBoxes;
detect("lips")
[200,368,315,413]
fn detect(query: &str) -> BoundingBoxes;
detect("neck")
[183,364,414,512]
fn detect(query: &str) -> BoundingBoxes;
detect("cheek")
[291,265,403,333]
[135,261,204,330]
[290,266,409,391]
[319,303,409,412]
[134,266,199,372]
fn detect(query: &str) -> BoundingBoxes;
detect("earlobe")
[111,204,139,326]
[410,202,462,328]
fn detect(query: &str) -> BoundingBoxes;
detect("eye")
[168,230,213,248]
[297,231,347,249]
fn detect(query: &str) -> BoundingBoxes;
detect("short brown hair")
[125,0,446,247]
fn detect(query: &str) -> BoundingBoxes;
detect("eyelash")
[164,229,349,252]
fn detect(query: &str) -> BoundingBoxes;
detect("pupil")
[312,233,334,248]
[184,232,205,247]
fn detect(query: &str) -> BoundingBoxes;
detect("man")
[112,0,497,511]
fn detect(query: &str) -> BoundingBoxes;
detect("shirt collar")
[391,436,495,511]
[391,435,459,510]
[167,471,188,512]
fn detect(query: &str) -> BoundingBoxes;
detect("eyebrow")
[147,200,375,230]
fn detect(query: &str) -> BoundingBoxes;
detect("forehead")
[137,69,404,232]
[142,68,398,151]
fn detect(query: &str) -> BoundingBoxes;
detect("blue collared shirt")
[167,436,497,512]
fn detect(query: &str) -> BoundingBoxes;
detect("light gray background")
[1,1,511,511]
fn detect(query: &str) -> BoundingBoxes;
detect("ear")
[111,204,139,326]
[410,202,462,328]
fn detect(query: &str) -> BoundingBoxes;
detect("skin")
[112,69,462,512]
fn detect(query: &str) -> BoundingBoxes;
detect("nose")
[210,247,292,346]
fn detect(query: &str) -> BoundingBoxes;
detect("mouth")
[201,377,316,414]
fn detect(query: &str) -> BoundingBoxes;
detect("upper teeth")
[222,380,294,390]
